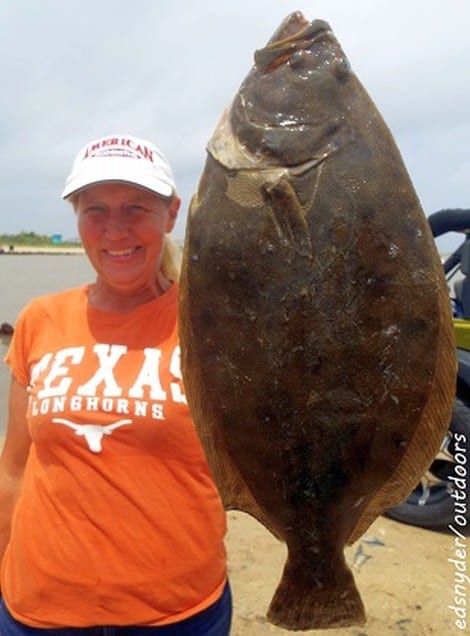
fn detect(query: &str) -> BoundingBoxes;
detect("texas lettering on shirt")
[28,343,187,452]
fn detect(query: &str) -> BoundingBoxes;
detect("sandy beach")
[226,511,464,635]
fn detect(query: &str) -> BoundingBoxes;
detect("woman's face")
[76,182,179,298]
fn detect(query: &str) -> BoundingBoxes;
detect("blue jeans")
[0,582,232,635]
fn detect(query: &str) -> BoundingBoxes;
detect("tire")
[384,398,470,529]
[428,209,470,238]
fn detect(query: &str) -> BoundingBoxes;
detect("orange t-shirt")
[2,283,227,628]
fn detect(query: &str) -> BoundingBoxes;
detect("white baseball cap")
[62,134,176,199]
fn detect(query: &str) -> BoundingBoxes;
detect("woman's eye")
[125,205,146,215]
[83,206,105,216]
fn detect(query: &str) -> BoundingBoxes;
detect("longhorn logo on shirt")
[52,418,132,453]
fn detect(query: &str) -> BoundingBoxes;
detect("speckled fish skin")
[179,12,456,631]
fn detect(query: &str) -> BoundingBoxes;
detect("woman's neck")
[88,276,171,313]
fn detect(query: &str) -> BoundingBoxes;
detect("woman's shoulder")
[21,285,89,318]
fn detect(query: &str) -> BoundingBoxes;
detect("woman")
[0,135,231,635]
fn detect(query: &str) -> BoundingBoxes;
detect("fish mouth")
[207,13,345,172]
[254,14,332,71]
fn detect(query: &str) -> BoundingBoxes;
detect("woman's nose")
[104,211,129,238]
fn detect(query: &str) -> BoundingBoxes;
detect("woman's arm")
[0,377,32,563]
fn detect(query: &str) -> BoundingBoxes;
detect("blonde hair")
[161,234,182,282]
[68,191,182,282]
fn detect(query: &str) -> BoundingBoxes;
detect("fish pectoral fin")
[262,176,312,255]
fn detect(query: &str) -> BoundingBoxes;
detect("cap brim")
[61,161,174,199]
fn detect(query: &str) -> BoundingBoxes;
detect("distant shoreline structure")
[0,245,85,255]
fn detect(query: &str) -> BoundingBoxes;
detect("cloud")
[0,0,468,251]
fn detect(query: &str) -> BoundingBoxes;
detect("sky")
[0,0,468,252]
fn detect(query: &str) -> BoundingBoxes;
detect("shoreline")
[0,245,85,255]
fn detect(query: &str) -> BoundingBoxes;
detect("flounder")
[179,12,456,631]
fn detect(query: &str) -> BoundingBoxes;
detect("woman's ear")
[166,195,181,232]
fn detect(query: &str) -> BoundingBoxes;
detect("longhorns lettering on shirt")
[28,345,187,452]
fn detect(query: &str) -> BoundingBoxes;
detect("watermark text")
[448,432,468,630]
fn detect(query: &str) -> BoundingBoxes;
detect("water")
[0,254,95,430]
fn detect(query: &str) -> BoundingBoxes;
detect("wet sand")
[226,511,465,635]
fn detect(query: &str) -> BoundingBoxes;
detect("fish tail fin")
[267,551,366,630]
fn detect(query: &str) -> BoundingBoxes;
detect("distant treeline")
[0,231,80,247]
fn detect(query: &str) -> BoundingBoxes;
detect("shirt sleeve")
[4,302,39,388]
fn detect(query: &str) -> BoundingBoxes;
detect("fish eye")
[332,57,351,82]
[289,49,309,70]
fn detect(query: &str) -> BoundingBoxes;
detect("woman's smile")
[103,246,142,260]
[105,247,140,257]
